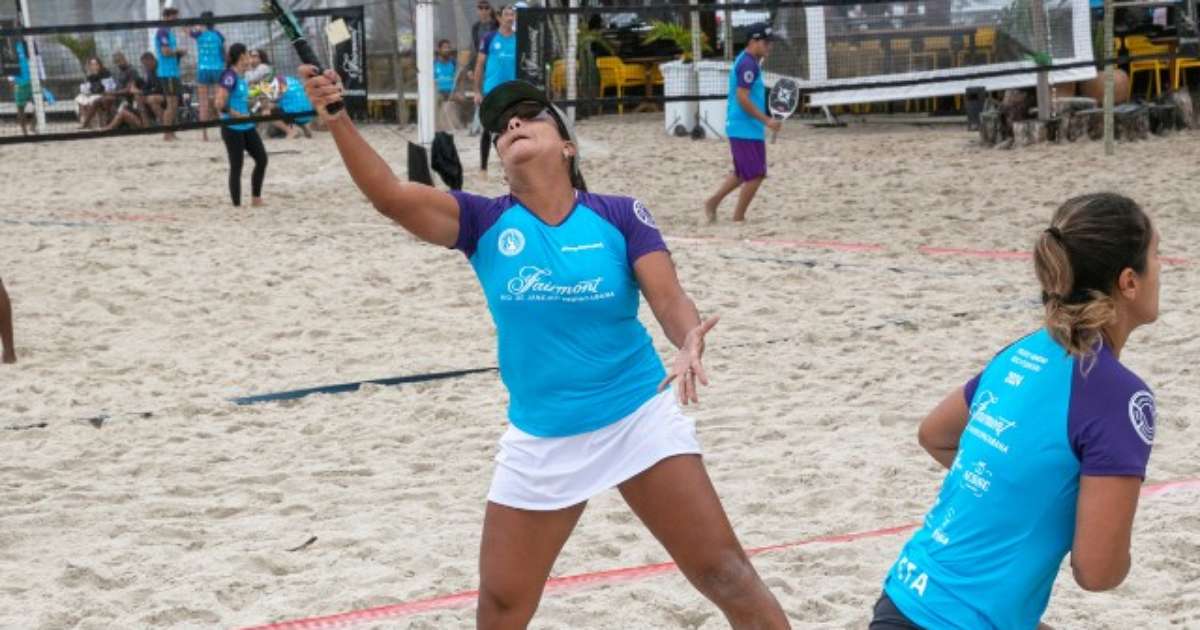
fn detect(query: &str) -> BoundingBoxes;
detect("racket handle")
[295,39,344,115]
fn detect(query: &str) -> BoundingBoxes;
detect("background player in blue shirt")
[155,6,185,141]
[473,4,517,175]
[434,39,457,98]
[190,11,225,141]
[871,192,1162,630]
[215,44,268,208]
[299,69,791,628]
[704,23,780,224]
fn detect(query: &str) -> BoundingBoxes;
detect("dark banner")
[327,6,368,119]
[515,7,548,91]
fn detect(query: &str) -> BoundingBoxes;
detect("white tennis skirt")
[487,389,703,511]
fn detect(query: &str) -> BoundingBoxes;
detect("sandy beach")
[1,115,1197,629]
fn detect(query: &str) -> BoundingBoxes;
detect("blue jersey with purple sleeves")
[451,191,669,437]
[155,28,180,78]
[885,329,1156,630]
[219,69,254,132]
[726,51,765,141]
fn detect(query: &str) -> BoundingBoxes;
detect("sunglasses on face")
[493,102,554,144]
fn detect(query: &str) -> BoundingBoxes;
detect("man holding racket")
[705,23,780,223]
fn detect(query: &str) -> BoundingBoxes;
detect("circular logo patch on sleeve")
[743,70,755,84]
[1128,390,1156,445]
[633,200,657,228]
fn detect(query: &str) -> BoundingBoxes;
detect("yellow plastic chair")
[958,26,995,65]
[1126,35,1170,99]
[1172,52,1200,89]
[550,59,565,97]
[595,56,646,114]
[595,56,621,112]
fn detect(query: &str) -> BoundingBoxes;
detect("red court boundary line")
[241,478,1200,630]
[667,235,886,253]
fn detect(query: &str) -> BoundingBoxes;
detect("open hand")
[657,315,719,406]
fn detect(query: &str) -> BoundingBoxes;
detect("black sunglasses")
[492,101,553,144]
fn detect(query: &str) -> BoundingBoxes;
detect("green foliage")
[53,34,97,71]
[642,21,711,62]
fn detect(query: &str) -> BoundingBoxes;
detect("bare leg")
[731,176,765,222]
[163,93,178,140]
[79,103,95,129]
[197,84,210,141]
[477,501,586,629]
[0,277,15,364]
[146,95,165,126]
[705,173,742,224]
[299,123,312,139]
[619,455,790,629]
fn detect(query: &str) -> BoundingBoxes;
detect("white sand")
[1,116,1198,629]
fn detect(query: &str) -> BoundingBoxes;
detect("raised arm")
[301,65,460,247]
[916,387,971,468]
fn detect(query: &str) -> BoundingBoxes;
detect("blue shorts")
[197,68,223,86]
[729,138,767,181]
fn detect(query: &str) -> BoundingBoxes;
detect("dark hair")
[200,10,215,27]
[85,56,106,73]
[227,43,248,69]
[141,51,156,63]
[162,7,179,17]
[437,38,451,47]
[1033,192,1153,357]
[255,49,270,65]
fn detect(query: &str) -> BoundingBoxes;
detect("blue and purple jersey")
[219,69,254,131]
[726,51,765,141]
[155,27,180,78]
[885,328,1156,630]
[190,28,225,72]
[451,190,669,437]
[479,30,516,95]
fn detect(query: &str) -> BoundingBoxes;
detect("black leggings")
[480,128,493,171]
[869,593,924,630]
[220,126,268,206]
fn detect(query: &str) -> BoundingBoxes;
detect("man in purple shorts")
[704,23,780,223]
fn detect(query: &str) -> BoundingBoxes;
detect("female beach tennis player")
[215,44,268,208]
[871,192,1161,629]
[300,69,789,628]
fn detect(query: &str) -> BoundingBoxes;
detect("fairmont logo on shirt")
[506,266,603,296]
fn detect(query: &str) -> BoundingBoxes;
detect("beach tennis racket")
[262,0,344,115]
[768,78,801,144]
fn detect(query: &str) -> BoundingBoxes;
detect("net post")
[567,0,578,125]
[17,0,45,134]
[1103,0,1115,155]
[723,3,732,61]
[416,0,436,146]
[1030,0,1052,121]
[145,0,159,51]
[690,0,701,118]
[388,0,404,125]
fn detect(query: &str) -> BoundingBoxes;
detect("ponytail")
[1033,193,1152,360]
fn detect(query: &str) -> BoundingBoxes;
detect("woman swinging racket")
[299,68,789,629]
